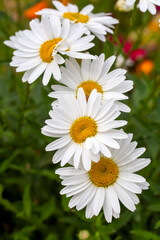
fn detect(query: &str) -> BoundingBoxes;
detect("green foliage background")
[0,0,160,239]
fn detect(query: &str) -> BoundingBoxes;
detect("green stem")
[18,83,30,137]
[130,0,138,29]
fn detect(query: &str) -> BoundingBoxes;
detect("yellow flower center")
[76,81,103,101]
[70,116,97,143]
[89,157,119,187]
[39,38,62,63]
[63,12,89,23]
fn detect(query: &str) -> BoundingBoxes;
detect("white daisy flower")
[4,15,95,85]
[126,0,160,15]
[56,133,150,223]
[37,1,119,42]
[49,54,133,113]
[42,88,127,171]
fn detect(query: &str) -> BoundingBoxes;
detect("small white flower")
[37,1,119,42]
[4,15,95,85]
[42,88,127,171]
[126,0,160,15]
[49,54,133,113]
[115,54,134,68]
[116,0,134,12]
[56,133,150,223]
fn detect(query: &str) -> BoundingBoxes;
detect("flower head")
[56,134,150,223]
[115,0,134,12]
[49,54,133,113]
[24,1,50,19]
[37,1,119,42]
[130,49,147,61]
[136,59,154,75]
[42,88,127,171]
[126,0,160,15]
[4,15,95,85]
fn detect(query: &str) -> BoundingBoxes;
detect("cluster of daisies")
[5,1,151,223]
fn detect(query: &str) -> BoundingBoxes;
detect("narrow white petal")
[82,149,91,171]
[69,192,83,208]
[56,167,85,176]
[42,64,52,85]
[77,88,87,115]
[51,60,61,80]
[148,3,156,15]
[114,183,136,212]
[126,0,135,6]
[53,1,67,12]
[98,142,111,158]
[61,142,77,166]
[89,54,105,81]
[62,174,89,186]
[73,145,82,169]
[103,188,113,223]
[45,135,71,151]
[139,0,148,12]
[108,185,120,214]
[81,59,91,80]
[93,188,105,216]
[85,137,93,149]
[61,19,70,39]
[66,181,91,197]
[85,200,94,219]
[50,16,61,38]
[117,178,142,194]
[76,185,97,210]
[28,62,47,83]
[81,4,94,14]
[96,133,120,149]
[120,158,151,172]
[119,173,146,183]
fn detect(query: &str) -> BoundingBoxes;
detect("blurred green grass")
[0,0,160,239]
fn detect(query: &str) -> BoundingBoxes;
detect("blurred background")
[0,0,160,239]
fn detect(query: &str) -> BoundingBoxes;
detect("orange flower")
[24,1,49,20]
[61,0,69,6]
[136,59,154,75]
[148,14,160,32]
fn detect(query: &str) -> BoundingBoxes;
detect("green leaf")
[40,197,55,221]
[12,225,36,240]
[45,234,58,240]
[131,230,160,240]
[0,184,17,213]
[0,184,3,197]
[0,150,20,173]
[23,184,31,218]
[148,204,160,212]
[155,221,160,230]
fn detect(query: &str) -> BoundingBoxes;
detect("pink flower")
[130,49,147,62]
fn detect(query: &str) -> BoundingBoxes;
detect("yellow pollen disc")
[89,157,119,187]
[70,116,97,143]
[39,38,62,63]
[63,12,89,23]
[76,81,103,101]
